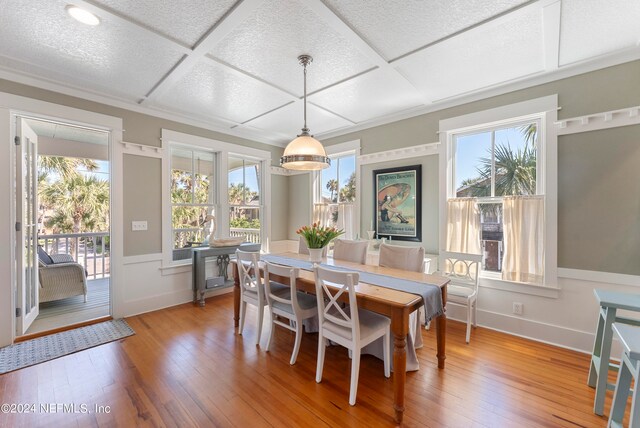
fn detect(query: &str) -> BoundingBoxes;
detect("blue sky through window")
[321,155,355,201]
[455,126,532,192]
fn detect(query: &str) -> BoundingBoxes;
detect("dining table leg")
[436,313,446,369]
[233,262,240,327]
[392,310,409,424]
[436,284,447,369]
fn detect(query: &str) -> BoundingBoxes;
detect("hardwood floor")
[0,292,623,427]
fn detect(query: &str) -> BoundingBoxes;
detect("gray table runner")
[262,254,443,321]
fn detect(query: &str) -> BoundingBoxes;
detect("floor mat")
[0,319,134,374]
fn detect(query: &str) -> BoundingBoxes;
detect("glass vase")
[308,248,324,263]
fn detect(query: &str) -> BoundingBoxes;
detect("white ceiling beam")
[204,56,300,100]
[543,0,562,71]
[140,0,266,104]
[300,0,431,104]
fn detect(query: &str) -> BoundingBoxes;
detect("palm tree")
[39,156,98,180]
[519,123,538,146]
[339,172,356,202]
[227,182,257,226]
[326,179,338,202]
[40,175,109,257]
[460,124,538,198]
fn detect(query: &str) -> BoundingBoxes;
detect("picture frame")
[373,165,422,242]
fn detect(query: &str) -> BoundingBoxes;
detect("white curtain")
[446,198,481,254]
[502,195,544,285]
[312,203,332,227]
[337,203,355,240]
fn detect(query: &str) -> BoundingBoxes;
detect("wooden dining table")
[231,252,449,424]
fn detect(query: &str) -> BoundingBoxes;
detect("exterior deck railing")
[39,232,110,280]
[229,228,260,243]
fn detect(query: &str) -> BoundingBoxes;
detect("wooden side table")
[589,289,640,415]
[192,243,260,306]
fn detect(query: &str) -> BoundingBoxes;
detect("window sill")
[479,275,559,299]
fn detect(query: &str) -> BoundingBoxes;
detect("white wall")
[118,255,232,317]
[447,275,636,355]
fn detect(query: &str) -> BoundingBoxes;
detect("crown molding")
[0,67,286,148]
[317,50,640,142]
[1,48,638,149]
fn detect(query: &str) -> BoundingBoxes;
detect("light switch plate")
[132,221,148,231]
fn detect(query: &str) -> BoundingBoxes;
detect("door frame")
[0,92,123,346]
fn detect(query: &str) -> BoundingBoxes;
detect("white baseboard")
[445,305,605,355]
[121,286,233,318]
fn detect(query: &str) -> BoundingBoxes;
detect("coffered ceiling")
[0,0,638,146]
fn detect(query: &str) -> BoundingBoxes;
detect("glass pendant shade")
[280,54,331,171]
[281,134,330,170]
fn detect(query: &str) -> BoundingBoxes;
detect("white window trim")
[310,140,361,233]
[228,152,266,249]
[438,95,558,294]
[161,129,271,269]
[169,145,217,255]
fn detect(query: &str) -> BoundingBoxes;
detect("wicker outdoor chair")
[38,247,88,303]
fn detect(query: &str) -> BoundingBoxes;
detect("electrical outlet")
[513,302,524,315]
[131,221,147,231]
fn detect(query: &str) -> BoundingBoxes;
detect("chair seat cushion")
[447,284,475,299]
[323,307,390,341]
[245,281,289,298]
[272,291,317,314]
[267,281,290,296]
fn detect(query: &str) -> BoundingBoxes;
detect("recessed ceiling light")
[66,5,100,26]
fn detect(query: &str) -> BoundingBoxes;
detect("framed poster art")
[374,165,422,242]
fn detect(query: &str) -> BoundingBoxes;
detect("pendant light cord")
[303,62,308,133]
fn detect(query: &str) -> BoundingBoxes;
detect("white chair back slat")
[313,264,391,405]
[315,267,359,334]
[236,249,263,296]
[439,251,482,344]
[264,262,299,310]
[441,251,482,288]
[235,249,267,345]
[263,260,318,365]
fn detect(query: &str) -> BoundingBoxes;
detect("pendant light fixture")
[280,55,330,171]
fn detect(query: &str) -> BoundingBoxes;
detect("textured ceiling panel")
[323,0,529,60]
[559,0,640,66]
[395,7,544,102]
[153,60,294,124]
[209,0,375,95]
[243,102,352,140]
[93,0,237,47]
[0,0,184,98]
[309,69,424,123]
